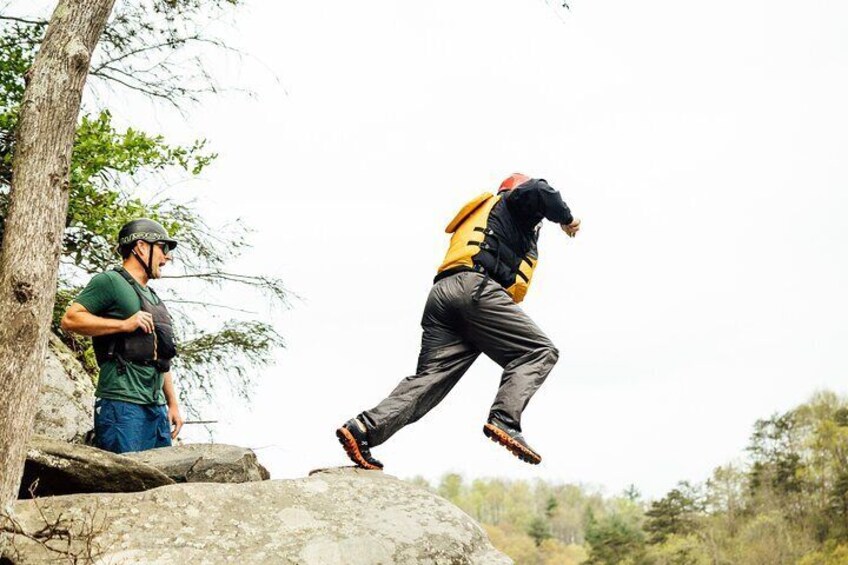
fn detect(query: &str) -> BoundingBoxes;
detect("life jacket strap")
[472,273,489,303]
[472,236,501,304]
[115,354,127,375]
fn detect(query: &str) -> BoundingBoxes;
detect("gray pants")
[359,271,559,447]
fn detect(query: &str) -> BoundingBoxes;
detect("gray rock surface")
[124,443,270,483]
[33,333,95,443]
[4,467,512,565]
[19,435,174,499]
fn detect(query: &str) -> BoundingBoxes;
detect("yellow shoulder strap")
[445,192,495,234]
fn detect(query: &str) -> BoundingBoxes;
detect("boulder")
[33,333,96,443]
[19,435,174,499]
[123,444,270,483]
[4,467,512,564]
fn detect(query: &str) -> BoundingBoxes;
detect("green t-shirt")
[75,270,166,405]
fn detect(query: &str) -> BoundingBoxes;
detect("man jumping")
[337,174,580,469]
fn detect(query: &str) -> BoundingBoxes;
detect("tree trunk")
[0,0,115,509]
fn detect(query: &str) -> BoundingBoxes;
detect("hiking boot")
[483,418,542,465]
[336,418,384,471]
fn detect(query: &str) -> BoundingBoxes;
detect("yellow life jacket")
[436,192,538,303]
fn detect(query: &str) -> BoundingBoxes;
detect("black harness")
[92,268,177,374]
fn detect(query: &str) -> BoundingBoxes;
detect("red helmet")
[498,173,531,193]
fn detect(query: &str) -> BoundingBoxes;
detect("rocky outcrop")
[124,444,270,483]
[19,435,174,499]
[33,334,95,443]
[4,467,512,564]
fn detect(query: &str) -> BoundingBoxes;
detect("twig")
[88,70,186,108]
[90,35,200,73]
[0,483,108,562]
[167,299,257,314]
[0,15,47,26]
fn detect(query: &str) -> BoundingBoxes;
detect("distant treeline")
[411,390,848,564]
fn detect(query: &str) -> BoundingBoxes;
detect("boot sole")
[483,423,542,465]
[336,427,383,471]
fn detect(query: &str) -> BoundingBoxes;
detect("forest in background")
[415,390,848,564]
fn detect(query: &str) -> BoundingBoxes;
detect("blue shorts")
[94,398,172,454]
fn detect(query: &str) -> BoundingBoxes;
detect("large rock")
[4,467,512,564]
[123,444,270,483]
[34,333,95,443]
[20,435,174,499]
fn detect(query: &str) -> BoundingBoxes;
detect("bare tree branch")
[90,35,200,74]
[87,71,184,106]
[167,298,257,314]
[0,15,47,26]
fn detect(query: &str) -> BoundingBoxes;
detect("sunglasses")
[153,241,173,254]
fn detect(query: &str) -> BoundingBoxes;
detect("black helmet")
[117,218,178,252]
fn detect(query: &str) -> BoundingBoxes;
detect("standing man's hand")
[562,218,581,238]
[168,404,184,439]
[162,371,182,439]
[123,311,154,333]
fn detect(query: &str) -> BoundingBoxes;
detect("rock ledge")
[4,467,511,565]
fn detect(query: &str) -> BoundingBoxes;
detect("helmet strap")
[131,243,155,280]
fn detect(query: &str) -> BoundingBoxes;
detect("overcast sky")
[21,0,848,498]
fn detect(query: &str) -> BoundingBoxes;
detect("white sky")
[22,0,848,498]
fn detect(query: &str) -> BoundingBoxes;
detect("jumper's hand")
[561,218,581,238]
[124,311,154,333]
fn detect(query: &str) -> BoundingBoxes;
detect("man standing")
[337,174,580,469]
[61,218,184,453]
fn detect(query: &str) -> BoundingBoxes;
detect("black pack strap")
[468,240,495,251]
[474,229,522,266]
[472,273,489,303]
[114,267,144,300]
[114,267,154,307]
[472,238,502,304]
[115,354,127,375]
[114,266,135,284]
